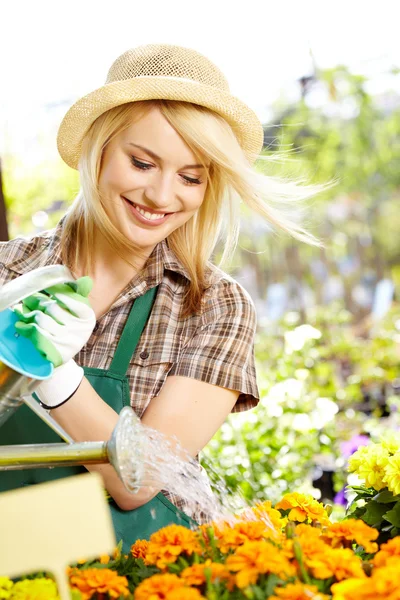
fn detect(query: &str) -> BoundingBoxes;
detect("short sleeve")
[169,277,259,411]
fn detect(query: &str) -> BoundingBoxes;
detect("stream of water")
[117,408,275,531]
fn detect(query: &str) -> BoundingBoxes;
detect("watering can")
[0,266,149,492]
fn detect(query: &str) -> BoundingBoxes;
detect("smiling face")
[98,106,209,256]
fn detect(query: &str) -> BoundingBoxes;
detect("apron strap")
[108,285,158,377]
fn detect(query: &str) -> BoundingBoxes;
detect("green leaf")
[264,574,282,597]
[372,490,399,503]
[384,502,400,528]
[362,501,389,526]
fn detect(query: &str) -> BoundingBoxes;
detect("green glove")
[13,276,96,367]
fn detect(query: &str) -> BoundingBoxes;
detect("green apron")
[0,286,195,553]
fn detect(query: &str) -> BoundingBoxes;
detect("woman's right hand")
[12,276,96,367]
[12,276,96,409]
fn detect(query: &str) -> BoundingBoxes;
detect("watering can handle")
[0,265,74,312]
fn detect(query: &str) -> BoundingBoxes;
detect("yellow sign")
[0,473,116,599]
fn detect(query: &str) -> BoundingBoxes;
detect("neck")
[73,232,152,285]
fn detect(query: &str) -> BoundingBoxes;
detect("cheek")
[186,188,207,212]
[100,157,133,192]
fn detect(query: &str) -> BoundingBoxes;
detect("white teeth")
[132,203,165,220]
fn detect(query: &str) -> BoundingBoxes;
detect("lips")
[122,196,172,226]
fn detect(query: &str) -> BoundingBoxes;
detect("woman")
[0,44,319,550]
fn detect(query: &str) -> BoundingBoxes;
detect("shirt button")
[140,350,149,360]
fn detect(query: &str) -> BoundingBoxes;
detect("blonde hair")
[61,100,324,316]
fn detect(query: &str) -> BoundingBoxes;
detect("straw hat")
[57,44,264,169]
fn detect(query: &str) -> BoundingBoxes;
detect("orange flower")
[332,562,400,599]
[297,522,322,535]
[167,589,205,600]
[226,540,296,588]
[69,567,130,599]
[131,539,149,560]
[373,536,400,567]
[145,525,202,569]
[216,520,276,552]
[275,493,329,525]
[306,548,366,581]
[330,577,371,599]
[134,573,185,600]
[324,519,378,553]
[181,559,234,589]
[296,533,332,561]
[251,500,288,531]
[99,554,110,564]
[198,520,229,544]
[270,582,330,599]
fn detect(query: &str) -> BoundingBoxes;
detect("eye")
[181,175,202,186]
[131,156,153,170]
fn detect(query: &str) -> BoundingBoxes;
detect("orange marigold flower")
[69,567,130,599]
[373,536,400,567]
[131,539,149,559]
[198,520,228,544]
[270,582,330,599]
[167,589,205,600]
[134,573,185,600]
[251,500,288,531]
[145,525,202,569]
[181,559,234,589]
[306,547,366,581]
[275,493,330,525]
[324,519,379,554]
[226,540,296,588]
[296,534,332,561]
[330,577,371,599]
[216,520,276,553]
[332,563,400,599]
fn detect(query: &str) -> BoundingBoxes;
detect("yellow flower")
[383,453,400,496]
[324,519,379,553]
[69,567,129,599]
[134,573,185,600]
[226,540,296,588]
[99,554,110,564]
[275,493,329,525]
[131,539,149,560]
[8,578,60,599]
[348,445,389,491]
[181,559,234,589]
[216,520,276,553]
[306,547,366,581]
[251,500,288,531]
[167,589,205,600]
[381,433,400,455]
[270,582,330,599]
[145,525,202,569]
[0,577,13,600]
[373,536,400,567]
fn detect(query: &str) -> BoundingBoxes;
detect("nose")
[144,172,175,210]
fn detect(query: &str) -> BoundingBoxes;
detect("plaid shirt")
[0,223,259,516]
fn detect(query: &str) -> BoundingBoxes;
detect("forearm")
[50,377,159,510]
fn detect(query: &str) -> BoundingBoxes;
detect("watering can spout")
[0,265,74,429]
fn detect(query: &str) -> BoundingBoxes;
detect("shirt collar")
[6,221,194,287]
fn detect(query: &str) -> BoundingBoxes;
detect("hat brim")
[57,76,264,169]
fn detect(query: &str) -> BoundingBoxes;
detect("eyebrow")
[128,143,206,169]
